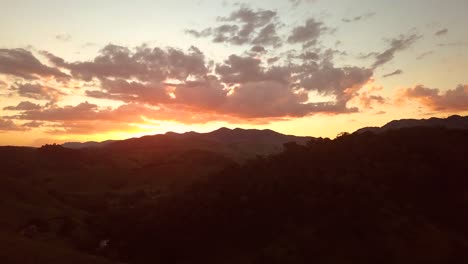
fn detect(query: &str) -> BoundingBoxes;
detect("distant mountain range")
[62,127,312,162]
[354,115,468,134]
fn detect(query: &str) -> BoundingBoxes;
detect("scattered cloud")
[434,28,448,36]
[186,7,281,47]
[288,18,326,47]
[11,83,65,103]
[382,69,403,78]
[43,44,208,82]
[3,101,43,111]
[0,118,27,131]
[0,48,69,80]
[371,34,421,69]
[56,33,72,42]
[438,41,468,47]
[416,51,433,60]
[22,121,43,128]
[289,0,317,7]
[342,12,376,23]
[397,84,468,111]
[250,45,266,53]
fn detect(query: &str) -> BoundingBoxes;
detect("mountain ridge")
[355,115,468,134]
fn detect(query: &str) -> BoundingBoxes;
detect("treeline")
[88,127,468,264]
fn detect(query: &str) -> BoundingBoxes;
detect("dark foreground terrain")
[1,120,468,263]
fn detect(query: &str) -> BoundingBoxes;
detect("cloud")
[216,54,293,85]
[250,45,266,53]
[435,28,448,36]
[222,80,353,118]
[287,18,326,47]
[11,83,65,102]
[172,77,228,110]
[297,61,373,105]
[342,12,376,23]
[397,84,468,111]
[3,101,43,111]
[382,69,403,78]
[347,82,385,109]
[251,23,282,47]
[297,51,320,61]
[56,33,72,42]
[22,121,43,128]
[0,48,69,80]
[438,41,468,47]
[416,51,433,60]
[0,118,27,131]
[44,44,208,82]
[289,0,317,7]
[186,7,281,47]
[4,30,378,129]
[371,34,421,69]
[86,78,170,105]
[185,28,212,38]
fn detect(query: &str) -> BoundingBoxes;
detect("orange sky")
[1,0,468,146]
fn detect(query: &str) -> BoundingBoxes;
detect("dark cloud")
[86,78,170,105]
[222,80,343,118]
[56,33,72,41]
[398,84,468,111]
[11,83,65,102]
[251,23,282,47]
[416,51,433,60]
[172,77,228,110]
[371,34,421,69]
[22,121,43,128]
[3,101,43,111]
[289,0,317,7]
[44,44,208,82]
[0,118,27,131]
[434,28,448,36]
[0,48,69,80]
[297,51,320,61]
[438,41,468,47]
[186,7,281,47]
[297,61,373,105]
[185,28,212,38]
[287,18,326,48]
[250,45,266,53]
[14,102,101,122]
[267,56,280,64]
[342,12,376,23]
[215,54,291,85]
[382,69,403,78]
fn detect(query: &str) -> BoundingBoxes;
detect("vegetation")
[1,126,468,263]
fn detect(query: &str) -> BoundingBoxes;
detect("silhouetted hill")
[2,126,468,263]
[62,140,116,149]
[64,127,312,162]
[355,115,468,134]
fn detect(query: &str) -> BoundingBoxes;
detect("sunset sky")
[1,0,467,146]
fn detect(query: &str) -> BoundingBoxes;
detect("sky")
[1,0,468,146]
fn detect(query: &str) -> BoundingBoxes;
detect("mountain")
[355,115,468,134]
[62,140,116,149]
[63,127,312,162]
[3,125,468,263]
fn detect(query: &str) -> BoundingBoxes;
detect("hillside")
[355,115,468,134]
[1,123,468,263]
[63,127,312,162]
